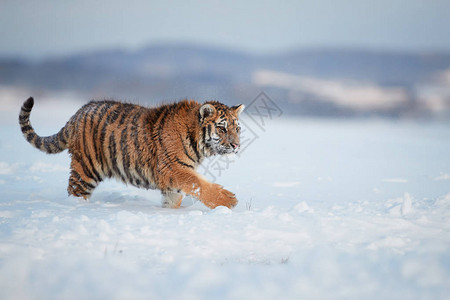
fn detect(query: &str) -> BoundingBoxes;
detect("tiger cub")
[19,97,244,209]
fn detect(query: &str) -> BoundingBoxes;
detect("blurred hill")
[1,44,450,119]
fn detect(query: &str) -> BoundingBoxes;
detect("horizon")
[3,41,450,62]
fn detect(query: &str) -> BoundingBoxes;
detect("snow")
[253,69,408,111]
[1,100,450,299]
[434,173,450,181]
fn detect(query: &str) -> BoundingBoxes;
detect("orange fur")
[19,97,244,209]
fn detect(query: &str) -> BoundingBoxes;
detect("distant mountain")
[1,44,450,118]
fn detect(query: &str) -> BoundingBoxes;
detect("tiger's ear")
[231,104,245,116]
[199,104,215,119]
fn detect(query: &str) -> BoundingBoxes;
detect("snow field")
[0,99,450,299]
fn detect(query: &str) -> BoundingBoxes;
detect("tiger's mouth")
[206,137,240,156]
[217,143,240,155]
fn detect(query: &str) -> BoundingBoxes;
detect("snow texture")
[0,100,450,299]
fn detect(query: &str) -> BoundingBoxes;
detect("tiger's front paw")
[209,184,238,209]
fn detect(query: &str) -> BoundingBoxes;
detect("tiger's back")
[19,97,244,209]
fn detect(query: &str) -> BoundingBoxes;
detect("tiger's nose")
[230,143,239,149]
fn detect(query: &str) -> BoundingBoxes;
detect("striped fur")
[19,97,244,209]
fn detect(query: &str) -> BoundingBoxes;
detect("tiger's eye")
[217,127,226,133]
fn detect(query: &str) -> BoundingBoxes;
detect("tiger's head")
[199,101,245,156]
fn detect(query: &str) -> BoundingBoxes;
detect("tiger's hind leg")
[67,158,100,200]
[67,170,98,199]
[161,190,184,208]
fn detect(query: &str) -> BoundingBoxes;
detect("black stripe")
[181,137,196,163]
[107,105,121,123]
[71,107,85,135]
[99,104,121,174]
[62,126,70,141]
[202,127,207,146]
[150,106,171,180]
[21,107,32,113]
[89,103,101,129]
[72,171,96,190]
[82,112,101,182]
[56,127,67,145]
[87,103,104,164]
[26,133,34,143]
[19,115,29,123]
[97,107,112,166]
[74,114,97,182]
[23,97,34,109]
[43,138,53,153]
[77,159,96,183]
[35,136,42,150]
[120,126,134,183]
[43,134,62,153]
[187,130,200,161]
[100,104,121,144]
[86,103,103,170]
[152,105,168,124]
[92,103,111,175]
[157,107,174,171]
[156,107,169,146]
[140,114,156,187]
[131,111,151,188]
[156,108,173,175]
[162,149,173,171]
[21,124,32,133]
[119,105,133,126]
[109,132,127,182]
[41,137,59,153]
[176,157,194,169]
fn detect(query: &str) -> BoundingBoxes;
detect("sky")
[0,0,449,59]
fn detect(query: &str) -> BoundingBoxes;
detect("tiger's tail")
[19,97,70,154]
